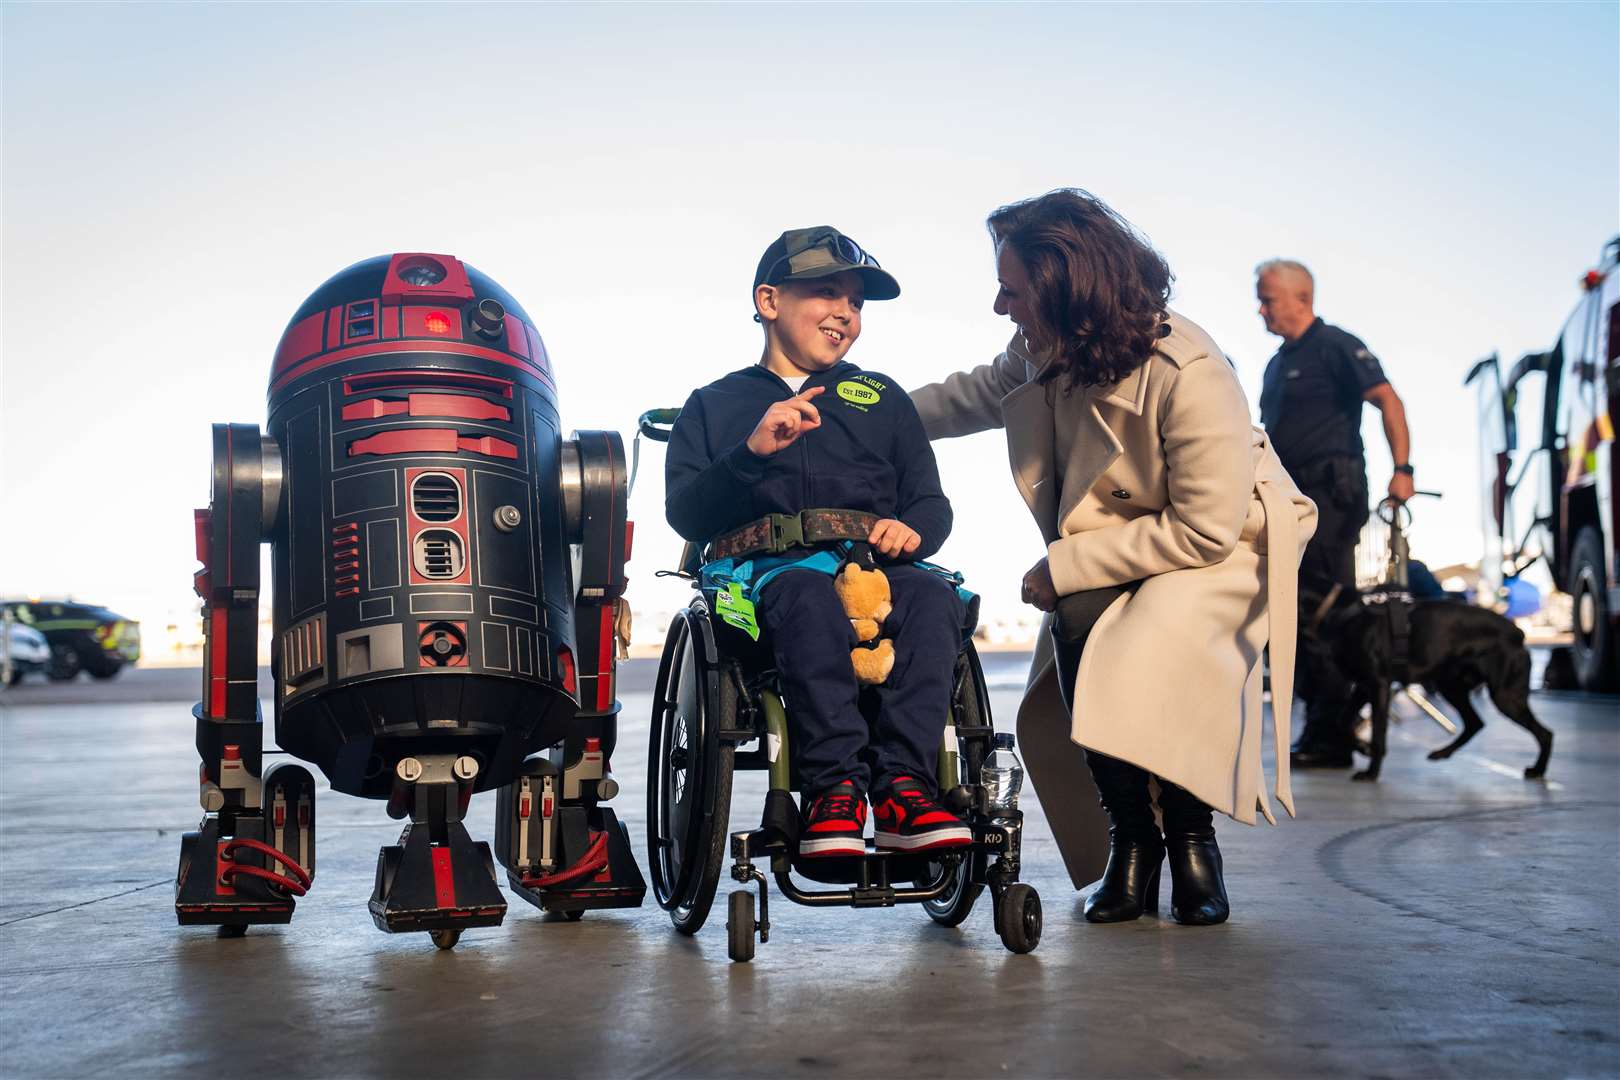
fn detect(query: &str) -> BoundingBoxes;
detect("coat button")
[1111,489,1131,500]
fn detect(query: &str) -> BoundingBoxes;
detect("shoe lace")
[814,789,859,822]
[888,784,938,816]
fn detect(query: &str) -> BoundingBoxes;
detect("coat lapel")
[1054,360,1151,528]
[1000,379,1057,536]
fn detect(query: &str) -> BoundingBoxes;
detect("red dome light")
[425,311,451,334]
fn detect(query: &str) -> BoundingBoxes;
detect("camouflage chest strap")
[707,508,879,561]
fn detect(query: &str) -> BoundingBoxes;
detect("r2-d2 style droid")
[175,253,644,947]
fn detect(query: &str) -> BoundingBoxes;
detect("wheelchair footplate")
[722,788,1038,963]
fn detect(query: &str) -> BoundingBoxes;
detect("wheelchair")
[638,411,1041,962]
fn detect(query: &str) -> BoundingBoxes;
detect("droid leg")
[368,754,506,940]
[177,425,319,930]
[497,727,645,915]
[496,430,645,915]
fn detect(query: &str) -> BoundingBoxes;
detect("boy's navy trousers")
[756,563,964,800]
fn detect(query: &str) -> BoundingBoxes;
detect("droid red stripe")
[505,314,531,360]
[431,847,457,908]
[209,607,227,717]
[408,393,511,421]
[347,429,518,459]
[342,369,514,397]
[343,393,512,422]
[596,605,615,711]
[342,399,410,421]
[271,340,553,394]
[272,312,326,375]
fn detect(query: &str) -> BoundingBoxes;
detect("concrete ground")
[2,658,1616,1079]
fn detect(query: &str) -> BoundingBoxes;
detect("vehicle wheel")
[924,854,984,927]
[997,883,1042,955]
[647,611,735,935]
[727,889,755,963]
[1569,526,1616,691]
[47,645,81,681]
[86,660,124,680]
[563,909,584,922]
[217,924,248,939]
[430,929,461,950]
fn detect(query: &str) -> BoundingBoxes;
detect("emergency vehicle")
[1467,236,1618,690]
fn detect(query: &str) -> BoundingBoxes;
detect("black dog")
[1304,588,1554,782]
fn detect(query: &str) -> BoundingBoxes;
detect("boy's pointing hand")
[746,386,824,456]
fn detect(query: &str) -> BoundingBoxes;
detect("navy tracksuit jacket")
[665,362,963,798]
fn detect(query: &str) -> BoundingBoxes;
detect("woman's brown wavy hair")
[988,189,1173,392]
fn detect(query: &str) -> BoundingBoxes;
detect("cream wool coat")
[912,311,1318,888]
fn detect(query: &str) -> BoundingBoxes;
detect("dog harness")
[1361,587,1417,686]
[1362,497,1418,684]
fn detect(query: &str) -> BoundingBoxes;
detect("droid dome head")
[262,253,583,800]
[268,253,552,400]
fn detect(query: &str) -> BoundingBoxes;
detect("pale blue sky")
[2,1,1615,633]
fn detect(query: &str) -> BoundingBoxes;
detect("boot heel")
[1145,864,1161,914]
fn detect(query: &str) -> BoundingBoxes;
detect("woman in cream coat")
[911,190,1317,925]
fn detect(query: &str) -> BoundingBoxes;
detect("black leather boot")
[1157,781,1229,926]
[1082,751,1163,923]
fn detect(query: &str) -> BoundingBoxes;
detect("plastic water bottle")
[981,732,1024,815]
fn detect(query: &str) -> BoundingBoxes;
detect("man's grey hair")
[1255,259,1314,297]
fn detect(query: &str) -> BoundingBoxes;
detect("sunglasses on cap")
[763,232,882,285]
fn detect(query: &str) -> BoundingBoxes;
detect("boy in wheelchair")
[665,226,972,859]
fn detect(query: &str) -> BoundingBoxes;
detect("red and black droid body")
[176,253,644,947]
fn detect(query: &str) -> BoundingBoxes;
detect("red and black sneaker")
[873,777,973,853]
[799,781,868,858]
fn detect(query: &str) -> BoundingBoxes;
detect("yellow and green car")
[2,601,141,681]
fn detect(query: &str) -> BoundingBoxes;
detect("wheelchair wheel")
[727,889,756,963]
[924,851,984,927]
[997,883,1042,955]
[648,609,735,935]
[927,644,991,927]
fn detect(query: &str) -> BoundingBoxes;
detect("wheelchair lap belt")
[707,508,880,561]
[1361,587,1415,684]
[700,543,975,643]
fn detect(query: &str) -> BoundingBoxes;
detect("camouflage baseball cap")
[753,226,901,301]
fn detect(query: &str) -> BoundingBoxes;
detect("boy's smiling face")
[757,270,865,376]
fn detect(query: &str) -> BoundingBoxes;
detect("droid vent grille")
[412,473,461,522]
[413,530,465,579]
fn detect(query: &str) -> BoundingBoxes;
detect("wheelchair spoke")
[672,714,690,805]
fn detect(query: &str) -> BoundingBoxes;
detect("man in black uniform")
[1256,259,1414,767]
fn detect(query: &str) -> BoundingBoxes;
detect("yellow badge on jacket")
[836,380,881,410]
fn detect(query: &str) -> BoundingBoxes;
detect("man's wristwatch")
[1393,463,1415,476]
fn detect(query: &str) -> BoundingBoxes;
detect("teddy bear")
[834,562,895,685]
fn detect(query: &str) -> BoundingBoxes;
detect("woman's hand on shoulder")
[1021,557,1058,612]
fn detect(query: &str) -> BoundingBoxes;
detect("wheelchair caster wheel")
[997,884,1041,955]
[727,890,756,963]
[430,929,461,950]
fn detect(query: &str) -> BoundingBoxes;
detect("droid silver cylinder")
[259,436,283,532]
